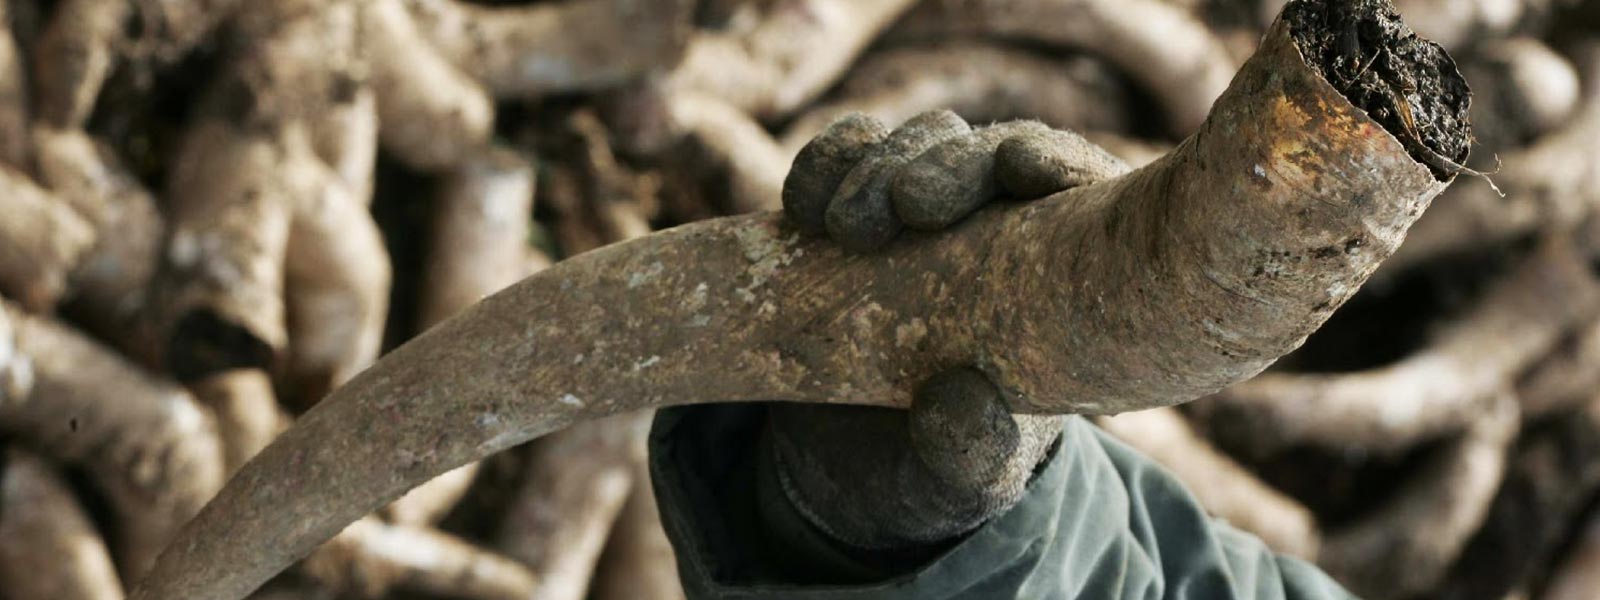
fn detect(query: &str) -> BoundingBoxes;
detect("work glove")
[766,111,1129,559]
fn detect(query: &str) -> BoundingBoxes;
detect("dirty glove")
[783,110,1128,252]
[767,111,1129,561]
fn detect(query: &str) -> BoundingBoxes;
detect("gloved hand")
[765,111,1129,560]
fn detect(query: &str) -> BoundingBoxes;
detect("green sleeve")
[649,406,1356,600]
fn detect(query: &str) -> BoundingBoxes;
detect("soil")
[1285,0,1473,180]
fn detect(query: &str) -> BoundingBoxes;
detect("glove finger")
[763,365,1064,550]
[825,110,969,253]
[908,367,1064,500]
[907,367,1018,491]
[892,120,1051,231]
[782,113,890,235]
[996,127,1132,200]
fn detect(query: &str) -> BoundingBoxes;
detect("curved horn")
[132,3,1466,597]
